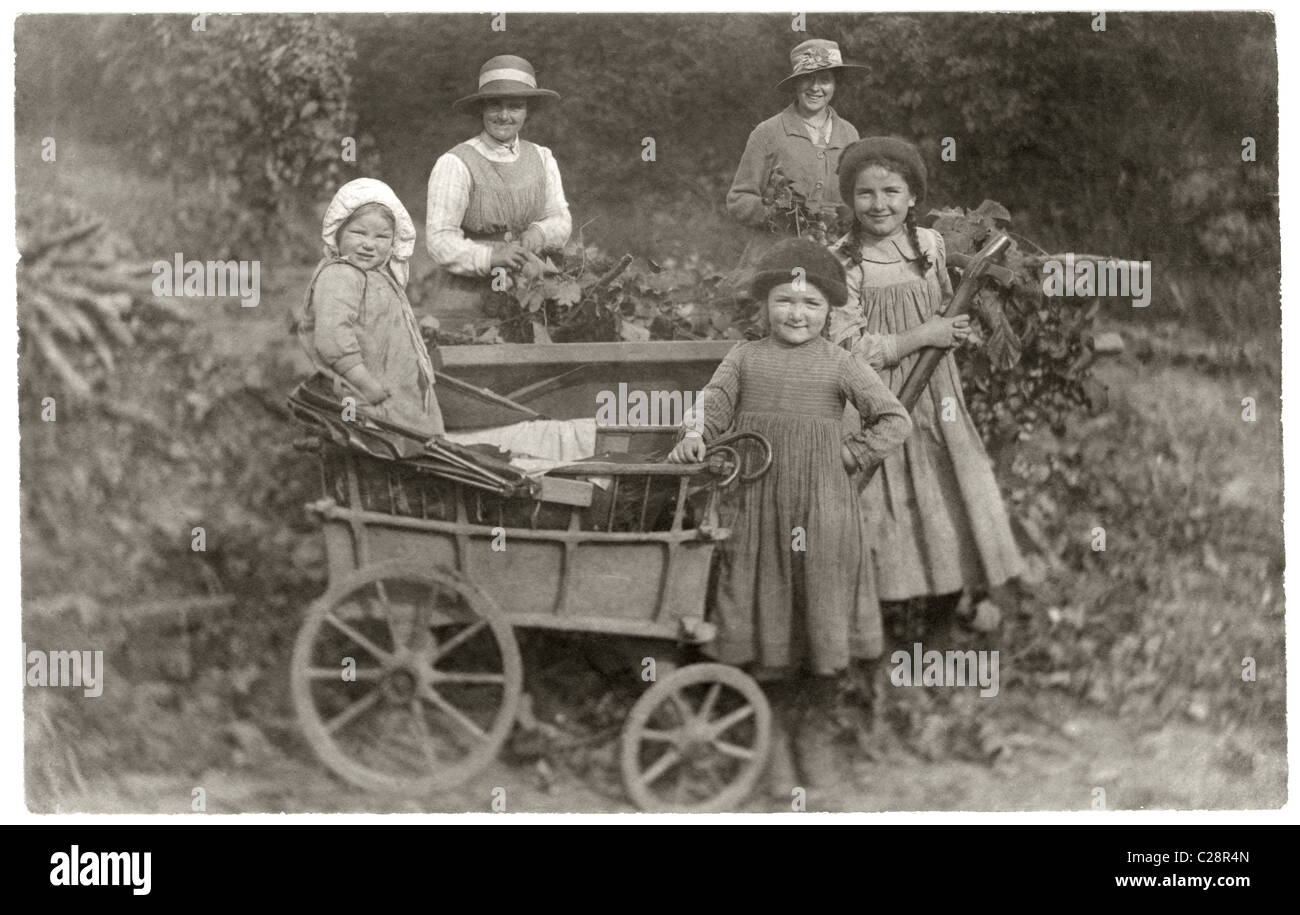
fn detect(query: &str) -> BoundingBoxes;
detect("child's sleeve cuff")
[331,353,364,374]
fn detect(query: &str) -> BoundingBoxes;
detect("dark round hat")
[837,136,928,211]
[749,238,848,310]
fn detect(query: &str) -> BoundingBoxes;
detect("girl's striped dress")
[695,335,911,675]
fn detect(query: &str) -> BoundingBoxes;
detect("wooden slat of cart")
[438,341,739,369]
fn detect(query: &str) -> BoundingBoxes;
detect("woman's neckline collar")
[780,104,837,134]
[478,131,519,154]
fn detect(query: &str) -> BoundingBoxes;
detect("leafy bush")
[17,193,190,400]
[22,12,1278,332]
[927,204,1104,453]
[95,14,363,258]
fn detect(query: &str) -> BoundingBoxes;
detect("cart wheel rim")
[620,663,771,813]
[292,559,522,794]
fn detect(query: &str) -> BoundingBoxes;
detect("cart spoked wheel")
[620,663,771,813]
[292,559,522,794]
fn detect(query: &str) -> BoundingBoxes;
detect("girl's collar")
[766,331,827,349]
[855,227,921,264]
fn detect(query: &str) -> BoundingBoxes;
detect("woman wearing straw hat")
[726,38,868,271]
[425,55,571,316]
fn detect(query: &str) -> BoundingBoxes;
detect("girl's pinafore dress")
[831,226,1024,601]
[695,335,911,675]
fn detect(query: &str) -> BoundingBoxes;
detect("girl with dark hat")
[726,39,868,270]
[425,55,571,318]
[668,238,911,794]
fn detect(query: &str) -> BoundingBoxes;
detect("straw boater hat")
[776,38,869,90]
[452,55,561,111]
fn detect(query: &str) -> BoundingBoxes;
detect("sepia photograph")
[14,7,1284,816]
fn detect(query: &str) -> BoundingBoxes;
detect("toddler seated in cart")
[296,178,446,437]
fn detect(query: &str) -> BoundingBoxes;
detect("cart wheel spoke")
[323,612,394,665]
[306,666,383,681]
[638,748,683,787]
[421,686,488,741]
[711,738,755,761]
[705,704,755,740]
[686,761,727,797]
[409,699,439,770]
[639,727,680,744]
[429,619,487,663]
[369,591,406,649]
[384,608,414,652]
[325,688,383,735]
[431,671,507,685]
[669,692,695,726]
[361,583,428,652]
[696,682,723,722]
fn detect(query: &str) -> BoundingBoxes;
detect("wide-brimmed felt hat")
[776,38,869,90]
[749,238,848,310]
[452,55,560,111]
[837,136,928,209]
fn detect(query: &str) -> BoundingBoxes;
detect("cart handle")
[705,431,772,484]
[705,446,742,487]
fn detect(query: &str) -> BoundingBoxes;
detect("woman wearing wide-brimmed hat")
[726,39,868,271]
[425,55,571,316]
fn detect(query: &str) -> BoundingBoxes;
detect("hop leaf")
[551,279,582,308]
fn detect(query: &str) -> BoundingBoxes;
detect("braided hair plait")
[838,219,865,265]
[904,209,934,274]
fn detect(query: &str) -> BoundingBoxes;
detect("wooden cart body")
[310,438,726,644]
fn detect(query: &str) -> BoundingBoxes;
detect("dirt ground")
[36,702,1285,814]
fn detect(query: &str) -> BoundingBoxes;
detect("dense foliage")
[89,15,362,258]
[342,11,1276,335]
[928,204,1107,451]
[17,12,1277,331]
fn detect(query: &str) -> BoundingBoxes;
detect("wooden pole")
[895,232,1012,411]
[863,232,1012,484]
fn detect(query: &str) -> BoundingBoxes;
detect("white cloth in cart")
[443,418,598,475]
